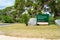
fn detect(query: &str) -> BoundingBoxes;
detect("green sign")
[36,14,49,25]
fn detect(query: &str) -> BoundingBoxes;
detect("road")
[0,23,13,27]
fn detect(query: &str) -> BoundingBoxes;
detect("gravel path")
[0,35,47,40]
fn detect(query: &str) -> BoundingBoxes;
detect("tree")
[22,14,30,26]
[48,0,60,18]
[14,0,25,16]
[0,10,2,21]
[0,0,60,23]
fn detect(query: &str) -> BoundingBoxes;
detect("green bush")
[16,14,30,24]
[55,16,60,20]
[17,18,23,23]
[49,17,55,24]
[22,14,30,24]
[0,16,2,21]
[2,15,14,23]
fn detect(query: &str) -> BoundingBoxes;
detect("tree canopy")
[0,0,60,23]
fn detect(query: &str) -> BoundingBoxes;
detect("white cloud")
[0,0,15,9]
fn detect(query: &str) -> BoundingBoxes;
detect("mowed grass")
[0,23,60,39]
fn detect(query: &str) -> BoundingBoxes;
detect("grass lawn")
[0,23,60,39]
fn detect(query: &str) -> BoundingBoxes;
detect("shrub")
[55,16,60,20]
[49,16,55,24]
[0,16,2,21]
[17,18,23,23]
[22,14,30,25]
[2,15,14,23]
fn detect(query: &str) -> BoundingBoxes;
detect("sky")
[0,0,15,9]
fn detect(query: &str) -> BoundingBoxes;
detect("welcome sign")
[36,14,49,25]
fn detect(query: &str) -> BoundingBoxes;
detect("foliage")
[48,0,60,17]
[0,0,60,23]
[55,16,60,20]
[49,16,55,24]
[2,15,14,23]
[0,16,2,21]
[22,14,30,24]
[0,10,2,20]
[17,18,23,23]
[14,0,25,16]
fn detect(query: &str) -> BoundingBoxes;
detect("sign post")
[36,14,49,25]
